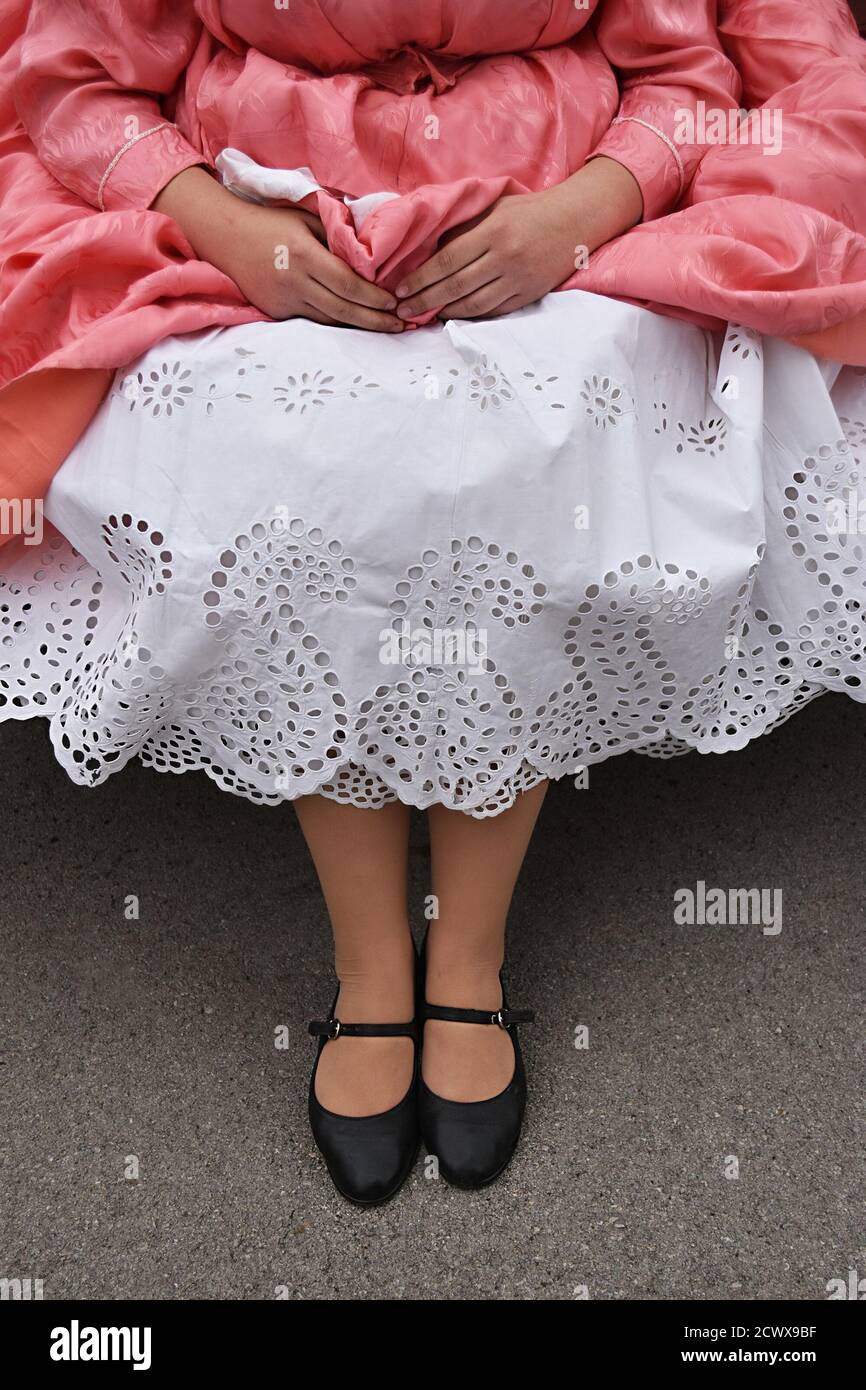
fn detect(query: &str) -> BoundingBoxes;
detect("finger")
[397,254,500,319]
[395,223,493,301]
[302,218,328,247]
[439,211,489,245]
[434,278,513,320]
[298,305,344,327]
[304,238,398,312]
[291,206,327,240]
[304,283,404,332]
[479,294,528,319]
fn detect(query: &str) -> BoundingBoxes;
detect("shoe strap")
[308,1019,418,1041]
[421,1003,535,1028]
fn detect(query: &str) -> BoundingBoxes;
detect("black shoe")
[418,958,534,1190]
[308,989,419,1207]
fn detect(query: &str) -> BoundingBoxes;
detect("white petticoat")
[1,289,864,815]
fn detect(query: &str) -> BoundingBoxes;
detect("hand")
[395,156,644,321]
[153,167,403,332]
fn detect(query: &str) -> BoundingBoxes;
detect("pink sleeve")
[15,0,207,213]
[589,0,742,222]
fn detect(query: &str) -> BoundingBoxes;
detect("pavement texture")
[1,693,863,1301]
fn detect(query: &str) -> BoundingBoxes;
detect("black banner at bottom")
[1,1297,859,1375]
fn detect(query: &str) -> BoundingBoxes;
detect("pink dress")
[1,0,866,509]
[0,1,865,815]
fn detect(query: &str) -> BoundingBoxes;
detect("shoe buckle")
[492,1010,507,1029]
[330,1019,342,1040]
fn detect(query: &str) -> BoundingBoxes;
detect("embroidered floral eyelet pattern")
[653,399,670,435]
[782,440,866,597]
[468,354,514,410]
[408,364,460,396]
[521,371,566,409]
[654,395,730,452]
[118,362,194,416]
[274,370,335,413]
[116,350,386,421]
[202,517,358,645]
[581,374,628,429]
[273,370,380,413]
[0,536,104,716]
[102,515,174,598]
[205,347,267,413]
[675,416,728,456]
[4,493,862,814]
[840,415,866,452]
[728,326,763,362]
[389,539,547,630]
[2,318,864,816]
[351,659,527,807]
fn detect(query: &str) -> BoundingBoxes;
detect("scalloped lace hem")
[0,673,848,816]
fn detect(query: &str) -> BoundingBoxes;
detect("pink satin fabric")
[1,0,866,536]
[0,367,112,543]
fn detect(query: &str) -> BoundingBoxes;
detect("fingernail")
[383,296,397,310]
[395,284,409,297]
[397,304,413,318]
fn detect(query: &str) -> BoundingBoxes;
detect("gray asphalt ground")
[1,693,863,1301]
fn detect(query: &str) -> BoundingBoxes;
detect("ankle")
[424,955,504,1011]
[335,935,415,1022]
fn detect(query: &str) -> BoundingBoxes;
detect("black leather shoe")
[418,967,534,1190]
[308,990,419,1207]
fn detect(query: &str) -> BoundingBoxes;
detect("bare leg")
[424,783,548,1101]
[294,796,415,1116]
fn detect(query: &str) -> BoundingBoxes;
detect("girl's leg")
[423,783,548,1101]
[294,796,415,1116]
